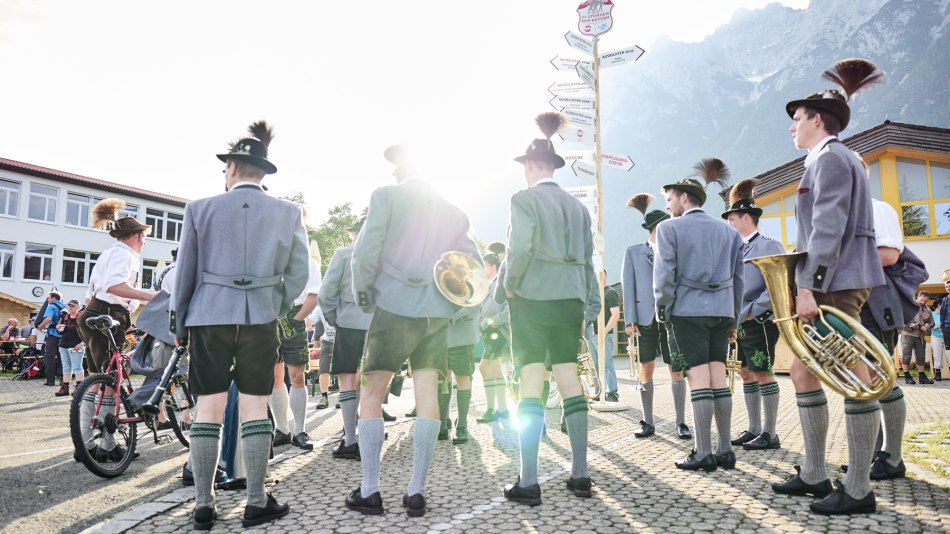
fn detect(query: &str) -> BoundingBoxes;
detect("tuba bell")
[433,251,490,307]
[577,336,603,400]
[747,252,896,401]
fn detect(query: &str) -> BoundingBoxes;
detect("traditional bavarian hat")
[661,158,730,207]
[92,198,151,238]
[216,120,277,174]
[721,178,763,219]
[514,112,567,169]
[785,59,884,133]
[626,193,670,229]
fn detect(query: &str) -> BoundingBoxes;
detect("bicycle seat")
[86,315,119,331]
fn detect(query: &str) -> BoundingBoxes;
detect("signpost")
[549,95,595,110]
[550,55,592,72]
[571,159,597,181]
[561,108,595,128]
[564,31,594,55]
[548,81,593,96]
[575,61,596,89]
[601,152,635,171]
[558,125,595,146]
[599,45,646,68]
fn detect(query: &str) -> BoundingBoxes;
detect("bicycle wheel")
[164,374,194,448]
[69,373,138,478]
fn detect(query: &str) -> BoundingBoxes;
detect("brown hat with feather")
[627,193,670,229]
[661,158,730,207]
[217,120,277,174]
[785,58,885,132]
[721,178,762,219]
[514,112,568,169]
[92,198,152,239]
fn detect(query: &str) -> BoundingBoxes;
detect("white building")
[0,156,188,311]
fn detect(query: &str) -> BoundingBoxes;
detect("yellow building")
[746,120,950,373]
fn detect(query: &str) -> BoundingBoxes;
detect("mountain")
[589,0,950,281]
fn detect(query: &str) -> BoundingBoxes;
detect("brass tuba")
[577,336,603,400]
[747,252,896,401]
[433,251,490,307]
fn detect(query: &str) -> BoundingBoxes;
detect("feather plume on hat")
[729,178,757,206]
[535,112,568,139]
[693,158,730,189]
[248,120,275,148]
[92,198,127,230]
[821,59,885,101]
[626,193,654,215]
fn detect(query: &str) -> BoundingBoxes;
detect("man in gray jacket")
[346,144,481,517]
[173,121,309,529]
[654,170,744,473]
[500,112,595,506]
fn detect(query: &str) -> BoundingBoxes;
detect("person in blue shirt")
[36,291,65,388]
[932,301,945,381]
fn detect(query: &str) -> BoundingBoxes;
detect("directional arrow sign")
[601,153,635,171]
[549,95,595,110]
[575,61,595,89]
[599,45,646,69]
[551,55,592,72]
[571,159,597,181]
[561,107,595,128]
[548,81,593,96]
[561,150,593,164]
[564,31,594,56]
[559,125,595,146]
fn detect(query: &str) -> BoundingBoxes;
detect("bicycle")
[69,314,193,478]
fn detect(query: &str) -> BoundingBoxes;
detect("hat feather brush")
[92,198,126,230]
[821,59,885,101]
[627,193,654,214]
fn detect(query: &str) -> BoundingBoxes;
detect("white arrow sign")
[561,150,594,164]
[575,61,595,89]
[571,159,597,181]
[549,95,595,110]
[551,55,592,72]
[601,153,635,171]
[561,107,595,128]
[564,31,594,56]
[559,125,595,146]
[548,81,594,96]
[599,45,646,69]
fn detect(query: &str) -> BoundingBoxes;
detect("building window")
[65,193,103,227]
[0,179,20,217]
[0,242,14,279]
[141,259,159,289]
[867,160,882,200]
[758,194,796,248]
[62,249,99,284]
[146,208,184,242]
[24,243,54,281]
[28,183,58,222]
[897,157,950,238]
[121,204,139,219]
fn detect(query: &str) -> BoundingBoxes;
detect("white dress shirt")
[85,241,142,312]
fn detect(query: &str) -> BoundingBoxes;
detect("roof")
[0,157,189,207]
[723,121,950,199]
[0,292,40,311]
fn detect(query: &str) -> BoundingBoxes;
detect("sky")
[0,0,810,243]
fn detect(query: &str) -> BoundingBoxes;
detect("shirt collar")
[742,231,759,244]
[531,177,556,188]
[115,241,140,258]
[804,136,837,168]
[230,181,263,191]
[684,207,703,216]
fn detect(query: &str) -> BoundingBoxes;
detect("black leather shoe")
[332,442,360,460]
[772,466,833,497]
[476,409,496,423]
[904,374,916,385]
[809,481,876,515]
[730,430,758,446]
[634,420,655,438]
[243,494,290,527]
[75,446,99,462]
[406,407,417,418]
[345,487,384,515]
[291,432,314,451]
[437,426,449,441]
[273,430,291,446]
[559,420,567,434]
[316,395,330,409]
[566,477,592,497]
[192,506,217,531]
[504,480,542,506]
[676,423,692,440]
[495,410,509,421]
[715,450,736,470]
[918,373,933,384]
[403,493,426,517]
[452,426,469,445]
[382,409,397,422]
[98,445,139,462]
[675,450,717,472]
[870,451,906,480]
[743,432,781,450]
[605,392,619,402]
[182,464,229,486]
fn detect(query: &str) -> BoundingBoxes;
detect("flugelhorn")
[725,341,741,393]
[747,252,896,401]
[627,334,643,391]
[577,336,602,400]
[433,251,490,307]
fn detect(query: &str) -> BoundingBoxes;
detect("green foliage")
[310,203,359,273]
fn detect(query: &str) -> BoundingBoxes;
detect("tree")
[311,203,360,273]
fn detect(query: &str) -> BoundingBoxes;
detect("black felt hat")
[349,217,366,233]
[92,198,152,238]
[785,59,885,133]
[721,178,763,219]
[216,120,277,174]
[642,209,670,230]
[482,253,501,267]
[514,112,567,169]
[626,193,670,229]
[661,158,730,207]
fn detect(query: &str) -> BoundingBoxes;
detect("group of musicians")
[76,58,910,529]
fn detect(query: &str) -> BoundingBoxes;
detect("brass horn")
[627,334,643,391]
[433,251,490,307]
[747,252,896,401]
[577,336,603,400]
[725,341,741,393]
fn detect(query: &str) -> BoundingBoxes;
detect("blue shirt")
[43,300,65,338]
[934,311,944,339]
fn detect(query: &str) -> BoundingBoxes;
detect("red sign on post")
[576,0,614,37]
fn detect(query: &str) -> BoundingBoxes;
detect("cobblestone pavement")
[2,361,949,533]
